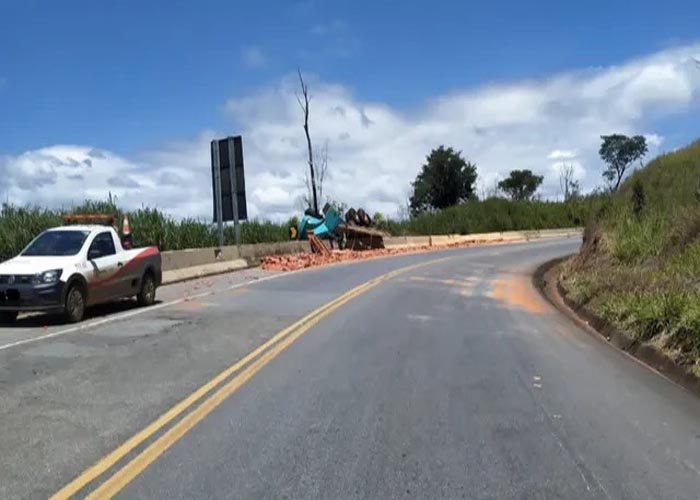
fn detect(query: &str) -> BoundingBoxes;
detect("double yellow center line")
[51,256,453,499]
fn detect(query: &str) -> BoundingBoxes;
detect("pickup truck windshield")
[22,230,91,257]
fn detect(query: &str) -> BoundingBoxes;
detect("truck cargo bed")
[337,223,388,250]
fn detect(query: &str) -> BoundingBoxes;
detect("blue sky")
[2,0,698,154]
[1,0,700,219]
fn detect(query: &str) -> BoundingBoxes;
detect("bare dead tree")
[296,69,319,215]
[559,163,573,200]
[559,162,580,201]
[316,140,328,204]
[485,178,501,199]
[301,141,329,210]
[397,199,411,221]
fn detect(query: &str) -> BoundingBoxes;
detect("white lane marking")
[0,237,571,352]
[0,255,387,352]
[0,273,286,352]
[533,383,543,389]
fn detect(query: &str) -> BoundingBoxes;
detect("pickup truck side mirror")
[88,249,101,260]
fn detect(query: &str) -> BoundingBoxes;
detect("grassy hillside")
[560,139,700,374]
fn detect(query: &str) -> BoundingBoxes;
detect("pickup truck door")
[86,231,121,304]
[109,231,139,297]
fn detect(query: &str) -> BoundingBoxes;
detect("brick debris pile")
[261,237,518,271]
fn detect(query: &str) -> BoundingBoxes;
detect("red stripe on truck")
[89,246,159,288]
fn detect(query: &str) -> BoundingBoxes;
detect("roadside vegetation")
[560,139,700,374]
[384,197,597,236]
[369,143,597,235]
[0,196,592,262]
[0,200,296,262]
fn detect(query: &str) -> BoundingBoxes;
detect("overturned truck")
[290,204,387,251]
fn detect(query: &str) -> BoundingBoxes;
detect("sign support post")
[211,140,225,249]
[211,135,248,250]
[227,138,241,248]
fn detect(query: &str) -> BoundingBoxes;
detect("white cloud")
[644,133,664,148]
[2,43,700,221]
[0,142,212,220]
[241,46,267,68]
[547,150,578,161]
[548,160,587,188]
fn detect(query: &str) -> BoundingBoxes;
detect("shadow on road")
[1,299,164,329]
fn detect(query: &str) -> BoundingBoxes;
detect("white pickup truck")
[0,218,162,324]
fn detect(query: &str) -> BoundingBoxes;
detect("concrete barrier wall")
[160,246,239,271]
[238,241,311,263]
[161,228,581,272]
[383,236,432,248]
[384,228,581,249]
[161,241,310,272]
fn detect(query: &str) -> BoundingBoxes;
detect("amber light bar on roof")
[61,214,118,227]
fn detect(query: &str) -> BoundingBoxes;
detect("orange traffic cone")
[122,213,133,249]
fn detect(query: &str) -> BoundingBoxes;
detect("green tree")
[498,169,544,201]
[409,146,478,216]
[599,134,648,192]
[372,211,385,229]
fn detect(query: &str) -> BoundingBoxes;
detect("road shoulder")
[534,257,700,398]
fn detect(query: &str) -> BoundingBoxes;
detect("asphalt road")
[2,238,700,499]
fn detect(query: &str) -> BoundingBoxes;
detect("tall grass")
[0,201,295,261]
[0,205,63,262]
[609,209,667,264]
[387,196,598,236]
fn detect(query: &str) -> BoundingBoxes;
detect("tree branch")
[298,69,318,214]
[315,140,329,204]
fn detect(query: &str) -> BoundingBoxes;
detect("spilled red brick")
[261,237,518,271]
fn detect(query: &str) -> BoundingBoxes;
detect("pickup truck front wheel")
[64,284,86,323]
[137,272,156,307]
[0,311,18,325]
